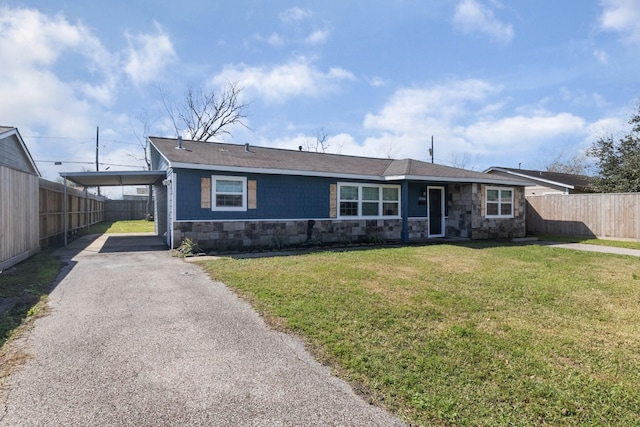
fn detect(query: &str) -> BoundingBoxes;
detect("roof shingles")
[150,137,525,185]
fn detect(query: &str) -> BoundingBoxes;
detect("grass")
[0,249,62,348]
[199,242,640,426]
[85,219,155,234]
[536,234,640,250]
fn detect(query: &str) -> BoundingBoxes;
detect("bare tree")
[163,82,249,142]
[448,151,479,170]
[545,152,590,175]
[302,128,330,153]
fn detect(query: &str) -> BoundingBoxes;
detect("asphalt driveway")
[0,234,405,426]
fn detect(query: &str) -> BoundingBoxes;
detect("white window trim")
[337,182,401,219]
[212,175,247,212]
[485,186,514,219]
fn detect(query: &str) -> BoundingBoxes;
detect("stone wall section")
[173,218,424,250]
[173,184,525,249]
[446,183,525,239]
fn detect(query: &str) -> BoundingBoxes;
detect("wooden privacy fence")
[105,199,152,221]
[39,179,105,247]
[1,166,40,270]
[526,193,640,240]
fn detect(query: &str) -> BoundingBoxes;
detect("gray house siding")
[0,133,36,174]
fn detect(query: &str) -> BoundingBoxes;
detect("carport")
[59,170,167,247]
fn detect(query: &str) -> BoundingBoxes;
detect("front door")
[428,186,445,238]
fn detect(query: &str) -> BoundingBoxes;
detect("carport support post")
[401,180,409,243]
[85,187,90,234]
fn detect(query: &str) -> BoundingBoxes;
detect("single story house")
[484,167,594,196]
[149,137,530,249]
[0,126,41,270]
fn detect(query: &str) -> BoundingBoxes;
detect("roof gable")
[485,167,593,190]
[149,137,528,185]
[0,126,40,176]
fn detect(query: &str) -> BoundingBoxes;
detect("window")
[485,187,514,218]
[338,183,400,218]
[212,176,247,211]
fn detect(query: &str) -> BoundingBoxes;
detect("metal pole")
[96,126,101,197]
[431,135,434,164]
[64,178,68,247]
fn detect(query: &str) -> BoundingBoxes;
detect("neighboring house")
[0,126,41,270]
[484,167,594,196]
[149,137,530,249]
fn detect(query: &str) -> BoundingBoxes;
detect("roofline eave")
[386,174,531,186]
[168,161,386,181]
[485,168,576,189]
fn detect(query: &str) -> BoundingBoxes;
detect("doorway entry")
[427,186,445,238]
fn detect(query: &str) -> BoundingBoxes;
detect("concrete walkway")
[0,234,405,427]
[538,241,640,257]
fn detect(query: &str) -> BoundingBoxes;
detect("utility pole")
[96,126,101,197]
[428,135,434,163]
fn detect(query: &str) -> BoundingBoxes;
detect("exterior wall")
[174,169,333,221]
[168,168,525,248]
[524,183,567,196]
[173,218,413,249]
[446,183,473,238]
[154,184,168,244]
[446,183,526,239]
[0,133,35,174]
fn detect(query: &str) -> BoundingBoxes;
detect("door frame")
[427,186,445,238]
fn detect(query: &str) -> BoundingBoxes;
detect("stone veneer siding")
[446,183,525,239]
[172,218,430,249]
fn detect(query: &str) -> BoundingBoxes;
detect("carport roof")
[59,170,166,187]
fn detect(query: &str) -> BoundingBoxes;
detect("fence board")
[526,193,640,240]
[104,199,152,221]
[1,166,39,270]
[38,179,105,247]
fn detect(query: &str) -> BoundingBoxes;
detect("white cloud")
[305,29,331,45]
[364,79,498,131]
[368,77,389,87]
[267,33,285,46]
[462,113,586,148]
[599,0,640,44]
[279,7,312,24]
[353,79,592,166]
[559,87,610,109]
[123,22,176,86]
[453,0,514,44]
[593,49,609,64]
[212,57,356,103]
[0,7,106,131]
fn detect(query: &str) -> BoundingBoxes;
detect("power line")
[24,135,140,146]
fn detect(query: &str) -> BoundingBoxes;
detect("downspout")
[401,180,409,243]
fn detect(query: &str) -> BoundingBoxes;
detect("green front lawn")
[199,243,640,426]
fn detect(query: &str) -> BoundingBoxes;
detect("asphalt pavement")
[0,234,406,427]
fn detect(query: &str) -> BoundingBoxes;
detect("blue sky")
[2,0,639,195]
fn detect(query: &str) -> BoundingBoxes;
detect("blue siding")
[408,182,428,217]
[175,169,333,220]
[174,169,447,221]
